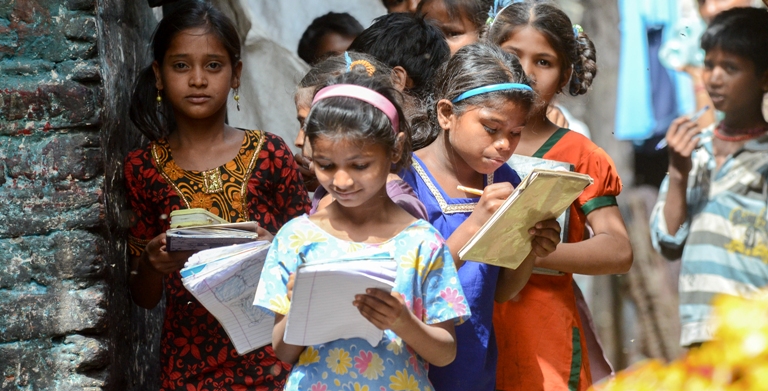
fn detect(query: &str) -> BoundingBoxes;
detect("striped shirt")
[650,126,768,347]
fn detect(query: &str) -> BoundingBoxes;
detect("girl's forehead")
[167,27,228,56]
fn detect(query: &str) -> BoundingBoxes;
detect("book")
[181,241,273,355]
[283,256,397,347]
[166,221,261,252]
[169,208,228,228]
[507,155,575,276]
[458,168,593,269]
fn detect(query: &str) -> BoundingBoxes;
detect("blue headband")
[451,83,533,103]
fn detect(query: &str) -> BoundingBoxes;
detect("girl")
[487,3,633,390]
[401,42,562,391]
[124,3,310,389]
[651,7,768,348]
[254,69,469,390]
[294,53,429,219]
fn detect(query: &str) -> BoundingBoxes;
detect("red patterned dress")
[124,129,310,390]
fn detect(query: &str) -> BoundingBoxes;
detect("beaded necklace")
[714,122,768,142]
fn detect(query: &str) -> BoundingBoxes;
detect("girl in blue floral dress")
[254,66,469,391]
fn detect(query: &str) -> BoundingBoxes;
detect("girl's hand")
[353,289,413,333]
[665,116,701,176]
[286,273,295,301]
[144,233,194,274]
[255,225,275,242]
[469,182,515,226]
[528,219,561,258]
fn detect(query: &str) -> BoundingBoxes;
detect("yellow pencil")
[457,185,484,196]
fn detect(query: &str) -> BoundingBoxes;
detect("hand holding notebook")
[458,168,593,269]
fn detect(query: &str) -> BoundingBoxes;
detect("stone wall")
[0,0,156,389]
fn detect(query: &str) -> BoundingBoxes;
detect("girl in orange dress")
[487,2,633,390]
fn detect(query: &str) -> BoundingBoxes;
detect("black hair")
[411,42,535,148]
[129,0,241,141]
[297,12,364,65]
[348,13,450,101]
[701,7,768,75]
[487,1,597,96]
[298,52,392,96]
[304,66,412,172]
[417,0,494,31]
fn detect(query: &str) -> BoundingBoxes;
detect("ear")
[559,66,573,92]
[760,68,768,94]
[391,66,414,91]
[391,132,406,164]
[152,61,163,90]
[436,99,456,131]
[232,60,243,89]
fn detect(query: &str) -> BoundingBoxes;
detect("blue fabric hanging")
[615,0,694,141]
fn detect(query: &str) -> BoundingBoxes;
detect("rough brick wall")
[0,0,157,389]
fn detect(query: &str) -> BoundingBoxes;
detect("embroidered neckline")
[411,156,494,214]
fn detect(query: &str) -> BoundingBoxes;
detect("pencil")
[655,105,710,150]
[457,185,484,196]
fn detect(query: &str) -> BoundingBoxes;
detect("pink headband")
[311,84,400,133]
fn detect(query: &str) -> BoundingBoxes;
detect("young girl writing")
[124,3,310,389]
[487,2,633,390]
[401,42,562,391]
[651,7,768,348]
[254,69,469,390]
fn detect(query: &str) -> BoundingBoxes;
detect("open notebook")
[166,221,261,252]
[181,241,273,355]
[284,258,397,347]
[458,168,593,269]
[507,155,575,276]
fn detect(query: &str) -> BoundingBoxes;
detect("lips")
[186,95,211,104]
[708,91,725,106]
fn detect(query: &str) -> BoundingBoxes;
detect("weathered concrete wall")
[0,0,156,389]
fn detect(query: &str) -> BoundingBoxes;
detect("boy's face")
[697,0,753,23]
[703,47,768,119]
[420,1,478,55]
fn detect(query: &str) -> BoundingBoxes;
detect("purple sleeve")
[386,179,429,220]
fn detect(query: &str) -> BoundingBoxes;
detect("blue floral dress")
[254,215,470,391]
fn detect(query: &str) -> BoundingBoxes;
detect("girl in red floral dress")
[124,2,310,390]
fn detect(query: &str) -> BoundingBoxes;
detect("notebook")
[458,168,593,269]
[181,241,273,355]
[507,155,575,276]
[166,221,261,252]
[169,208,228,228]
[283,257,397,347]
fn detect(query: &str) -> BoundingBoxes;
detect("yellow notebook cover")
[169,208,229,228]
[458,168,593,269]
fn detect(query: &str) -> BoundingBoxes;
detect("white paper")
[181,241,273,355]
[284,260,397,347]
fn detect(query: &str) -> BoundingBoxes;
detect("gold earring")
[156,90,162,110]
[234,88,240,111]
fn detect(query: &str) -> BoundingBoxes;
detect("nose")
[520,60,536,85]
[332,169,354,190]
[189,67,207,87]
[294,128,305,149]
[494,136,511,153]
[407,0,419,12]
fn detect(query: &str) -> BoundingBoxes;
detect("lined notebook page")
[284,260,397,347]
[181,242,273,354]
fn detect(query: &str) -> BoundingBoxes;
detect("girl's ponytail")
[129,66,173,141]
[409,95,440,150]
[569,29,597,96]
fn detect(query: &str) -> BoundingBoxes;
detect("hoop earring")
[233,88,240,111]
[156,90,162,111]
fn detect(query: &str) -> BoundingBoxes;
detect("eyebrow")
[167,53,227,60]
